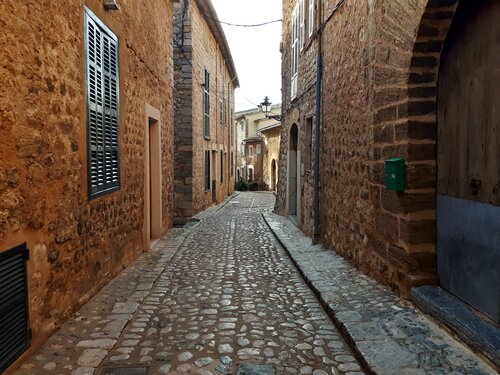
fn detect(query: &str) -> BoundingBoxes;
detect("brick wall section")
[279,0,460,297]
[173,0,236,223]
[0,0,174,367]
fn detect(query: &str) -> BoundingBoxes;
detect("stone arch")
[406,0,459,120]
[366,0,461,294]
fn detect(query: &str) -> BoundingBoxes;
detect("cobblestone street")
[15,192,363,375]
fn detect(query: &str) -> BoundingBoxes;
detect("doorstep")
[411,285,500,367]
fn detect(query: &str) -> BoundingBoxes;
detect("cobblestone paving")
[263,212,498,375]
[15,192,363,375]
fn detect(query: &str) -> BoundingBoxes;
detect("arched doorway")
[436,0,500,322]
[288,124,298,219]
[271,159,277,191]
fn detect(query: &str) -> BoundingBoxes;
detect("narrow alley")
[14,193,363,375]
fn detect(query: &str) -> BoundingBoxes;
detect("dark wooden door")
[437,0,500,322]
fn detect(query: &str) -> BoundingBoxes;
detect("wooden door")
[437,0,500,322]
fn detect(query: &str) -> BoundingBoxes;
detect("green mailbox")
[385,158,405,192]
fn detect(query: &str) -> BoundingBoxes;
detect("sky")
[210,0,283,112]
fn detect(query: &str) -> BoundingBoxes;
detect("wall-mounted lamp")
[260,96,282,121]
[103,0,119,11]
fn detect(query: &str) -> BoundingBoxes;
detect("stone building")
[235,105,281,190]
[278,0,499,326]
[173,0,238,225]
[0,0,175,372]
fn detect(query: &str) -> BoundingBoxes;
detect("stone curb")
[262,212,497,375]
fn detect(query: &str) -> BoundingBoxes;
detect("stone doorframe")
[144,104,162,249]
[366,0,459,295]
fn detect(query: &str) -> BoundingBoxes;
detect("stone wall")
[0,0,174,371]
[364,0,459,294]
[277,0,319,237]
[262,127,281,190]
[173,2,195,224]
[173,0,236,223]
[319,0,372,280]
[279,0,461,296]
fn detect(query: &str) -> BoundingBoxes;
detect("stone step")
[411,285,500,368]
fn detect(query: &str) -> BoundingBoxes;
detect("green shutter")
[85,8,120,199]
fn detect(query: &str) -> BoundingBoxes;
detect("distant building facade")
[173,0,238,225]
[235,105,281,190]
[0,0,175,372]
[278,0,500,327]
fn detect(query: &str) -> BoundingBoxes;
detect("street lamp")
[260,96,282,121]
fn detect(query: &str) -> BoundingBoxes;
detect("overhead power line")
[200,12,282,27]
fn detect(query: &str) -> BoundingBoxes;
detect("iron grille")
[85,7,120,199]
[0,243,30,373]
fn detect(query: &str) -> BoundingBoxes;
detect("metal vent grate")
[99,365,149,375]
[0,243,30,373]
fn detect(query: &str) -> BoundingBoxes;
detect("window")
[305,117,313,170]
[299,0,305,50]
[249,145,254,157]
[308,0,315,37]
[248,167,254,181]
[219,87,223,125]
[85,7,120,199]
[204,69,210,138]
[291,4,299,99]
[220,150,224,183]
[241,142,245,156]
[231,152,234,176]
[240,121,244,132]
[204,150,210,191]
[227,83,231,124]
[256,144,261,154]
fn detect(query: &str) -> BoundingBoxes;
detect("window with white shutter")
[299,0,305,51]
[291,4,299,100]
[219,87,223,125]
[308,0,315,37]
[85,7,120,199]
[204,69,210,138]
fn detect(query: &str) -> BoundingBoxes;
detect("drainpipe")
[313,1,323,242]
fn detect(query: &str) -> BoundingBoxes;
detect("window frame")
[220,150,224,183]
[219,87,223,125]
[204,69,210,139]
[204,150,211,191]
[308,0,315,37]
[299,0,305,51]
[256,144,261,154]
[84,6,121,200]
[291,4,299,100]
